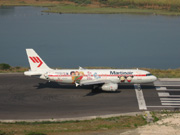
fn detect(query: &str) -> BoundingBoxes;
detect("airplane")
[24,49,157,91]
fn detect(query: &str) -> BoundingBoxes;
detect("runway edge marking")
[134,84,147,110]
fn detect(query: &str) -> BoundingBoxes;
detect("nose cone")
[152,75,157,82]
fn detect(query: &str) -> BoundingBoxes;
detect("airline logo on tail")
[29,56,43,67]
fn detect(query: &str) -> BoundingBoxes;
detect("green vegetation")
[0,130,15,135]
[1,63,180,78]
[150,111,159,122]
[99,0,180,12]
[0,63,11,70]
[69,0,92,5]
[0,130,7,135]
[141,68,180,78]
[0,63,28,73]
[26,132,46,135]
[0,0,180,15]
[44,4,180,15]
[149,110,180,122]
[0,111,179,135]
[0,115,146,135]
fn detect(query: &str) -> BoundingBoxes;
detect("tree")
[0,63,11,70]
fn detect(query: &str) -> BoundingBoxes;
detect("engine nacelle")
[101,83,118,91]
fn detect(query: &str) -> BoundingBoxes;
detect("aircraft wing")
[80,79,112,86]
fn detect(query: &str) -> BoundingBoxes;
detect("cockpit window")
[146,74,152,76]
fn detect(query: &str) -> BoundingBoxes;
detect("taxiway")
[0,74,179,120]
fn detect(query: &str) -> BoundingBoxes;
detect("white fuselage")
[25,69,157,85]
[24,49,157,91]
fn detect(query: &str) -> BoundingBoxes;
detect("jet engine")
[101,83,118,91]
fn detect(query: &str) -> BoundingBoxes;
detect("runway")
[0,74,180,120]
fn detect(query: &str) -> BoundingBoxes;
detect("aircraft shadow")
[34,81,155,90]
[85,90,121,96]
[34,82,121,96]
[34,81,92,89]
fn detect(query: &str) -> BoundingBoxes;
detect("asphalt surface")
[0,74,179,120]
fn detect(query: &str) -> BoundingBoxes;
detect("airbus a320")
[24,49,157,91]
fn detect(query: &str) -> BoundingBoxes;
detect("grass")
[150,111,160,122]
[0,111,179,135]
[44,3,180,15]
[1,65,180,78]
[140,68,180,78]
[0,67,29,73]
[26,132,47,135]
[150,110,180,122]
[0,115,147,135]
[0,0,180,15]
[0,130,7,135]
